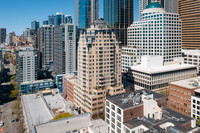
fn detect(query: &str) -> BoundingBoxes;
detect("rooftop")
[20,79,53,85]
[131,64,196,74]
[182,49,200,55]
[124,108,194,133]
[22,94,53,130]
[35,113,108,133]
[170,77,200,89]
[106,90,165,110]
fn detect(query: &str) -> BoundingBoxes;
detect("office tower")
[128,3,182,62]
[38,25,54,70]
[16,47,38,84]
[65,15,72,24]
[23,28,32,41]
[0,28,6,44]
[48,15,55,25]
[6,32,15,45]
[0,49,2,71]
[139,0,177,19]
[74,20,125,114]
[54,23,77,74]
[104,0,134,46]
[31,21,40,31]
[75,0,99,28]
[178,0,200,49]
[43,20,48,25]
[54,12,64,26]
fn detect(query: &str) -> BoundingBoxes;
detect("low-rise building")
[191,89,200,119]
[127,56,197,91]
[21,88,108,133]
[169,77,200,117]
[35,113,108,133]
[106,90,199,133]
[182,49,200,74]
[62,73,77,102]
[19,79,54,95]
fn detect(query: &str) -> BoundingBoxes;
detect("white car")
[0,121,4,127]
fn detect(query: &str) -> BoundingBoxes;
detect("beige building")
[74,20,125,115]
[178,0,200,49]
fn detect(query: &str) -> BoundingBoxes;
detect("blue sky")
[0,0,139,35]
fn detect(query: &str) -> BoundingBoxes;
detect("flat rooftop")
[35,113,92,133]
[106,90,165,110]
[170,77,200,89]
[124,108,194,133]
[182,49,200,55]
[22,94,53,130]
[131,64,196,74]
[21,79,53,85]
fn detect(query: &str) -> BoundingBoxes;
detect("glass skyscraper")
[48,15,55,25]
[31,21,40,31]
[65,15,72,24]
[54,12,64,26]
[75,0,99,28]
[104,0,134,46]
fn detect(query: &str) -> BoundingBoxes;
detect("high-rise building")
[104,0,134,46]
[139,0,177,19]
[6,31,15,45]
[38,25,54,70]
[23,28,32,41]
[65,15,72,24]
[43,20,48,25]
[75,0,99,28]
[31,21,40,32]
[16,47,38,84]
[48,15,55,25]
[74,20,125,114]
[0,28,6,44]
[54,23,77,74]
[128,3,181,62]
[178,0,200,49]
[54,12,64,26]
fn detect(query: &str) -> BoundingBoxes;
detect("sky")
[0,0,139,36]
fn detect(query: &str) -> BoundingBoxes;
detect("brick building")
[169,77,200,116]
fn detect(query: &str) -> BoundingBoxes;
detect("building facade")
[121,47,141,72]
[54,12,64,26]
[104,0,134,46]
[169,77,200,116]
[53,23,77,74]
[65,15,72,24]
[19,79,54,95]
[31,21,40,32]
[127,56,197,91]
[0,28,6,44]
[128,3,182,62]
[74,20,125,114]
[16,47,38,84]
[55,74,63,93]
[178,0,200,49]
[75,0,99,29]
[38,25,54,70]
[48,15,55,25]
[182,49,200,74]
[191,89,200,120]
[75,0,99,28]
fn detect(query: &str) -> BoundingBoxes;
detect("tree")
[10,75,16,80]
[5,52,8,59]
[197,117,200,125]
[10,89,19,98]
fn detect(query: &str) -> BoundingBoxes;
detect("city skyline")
[0,0,140,35]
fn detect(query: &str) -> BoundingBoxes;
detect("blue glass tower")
[75,0,99,28]
[43,20,48,25]
[54,12,64,26]
[48,15,55,25]
[65,15,72,24]
[31,21,40,31]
